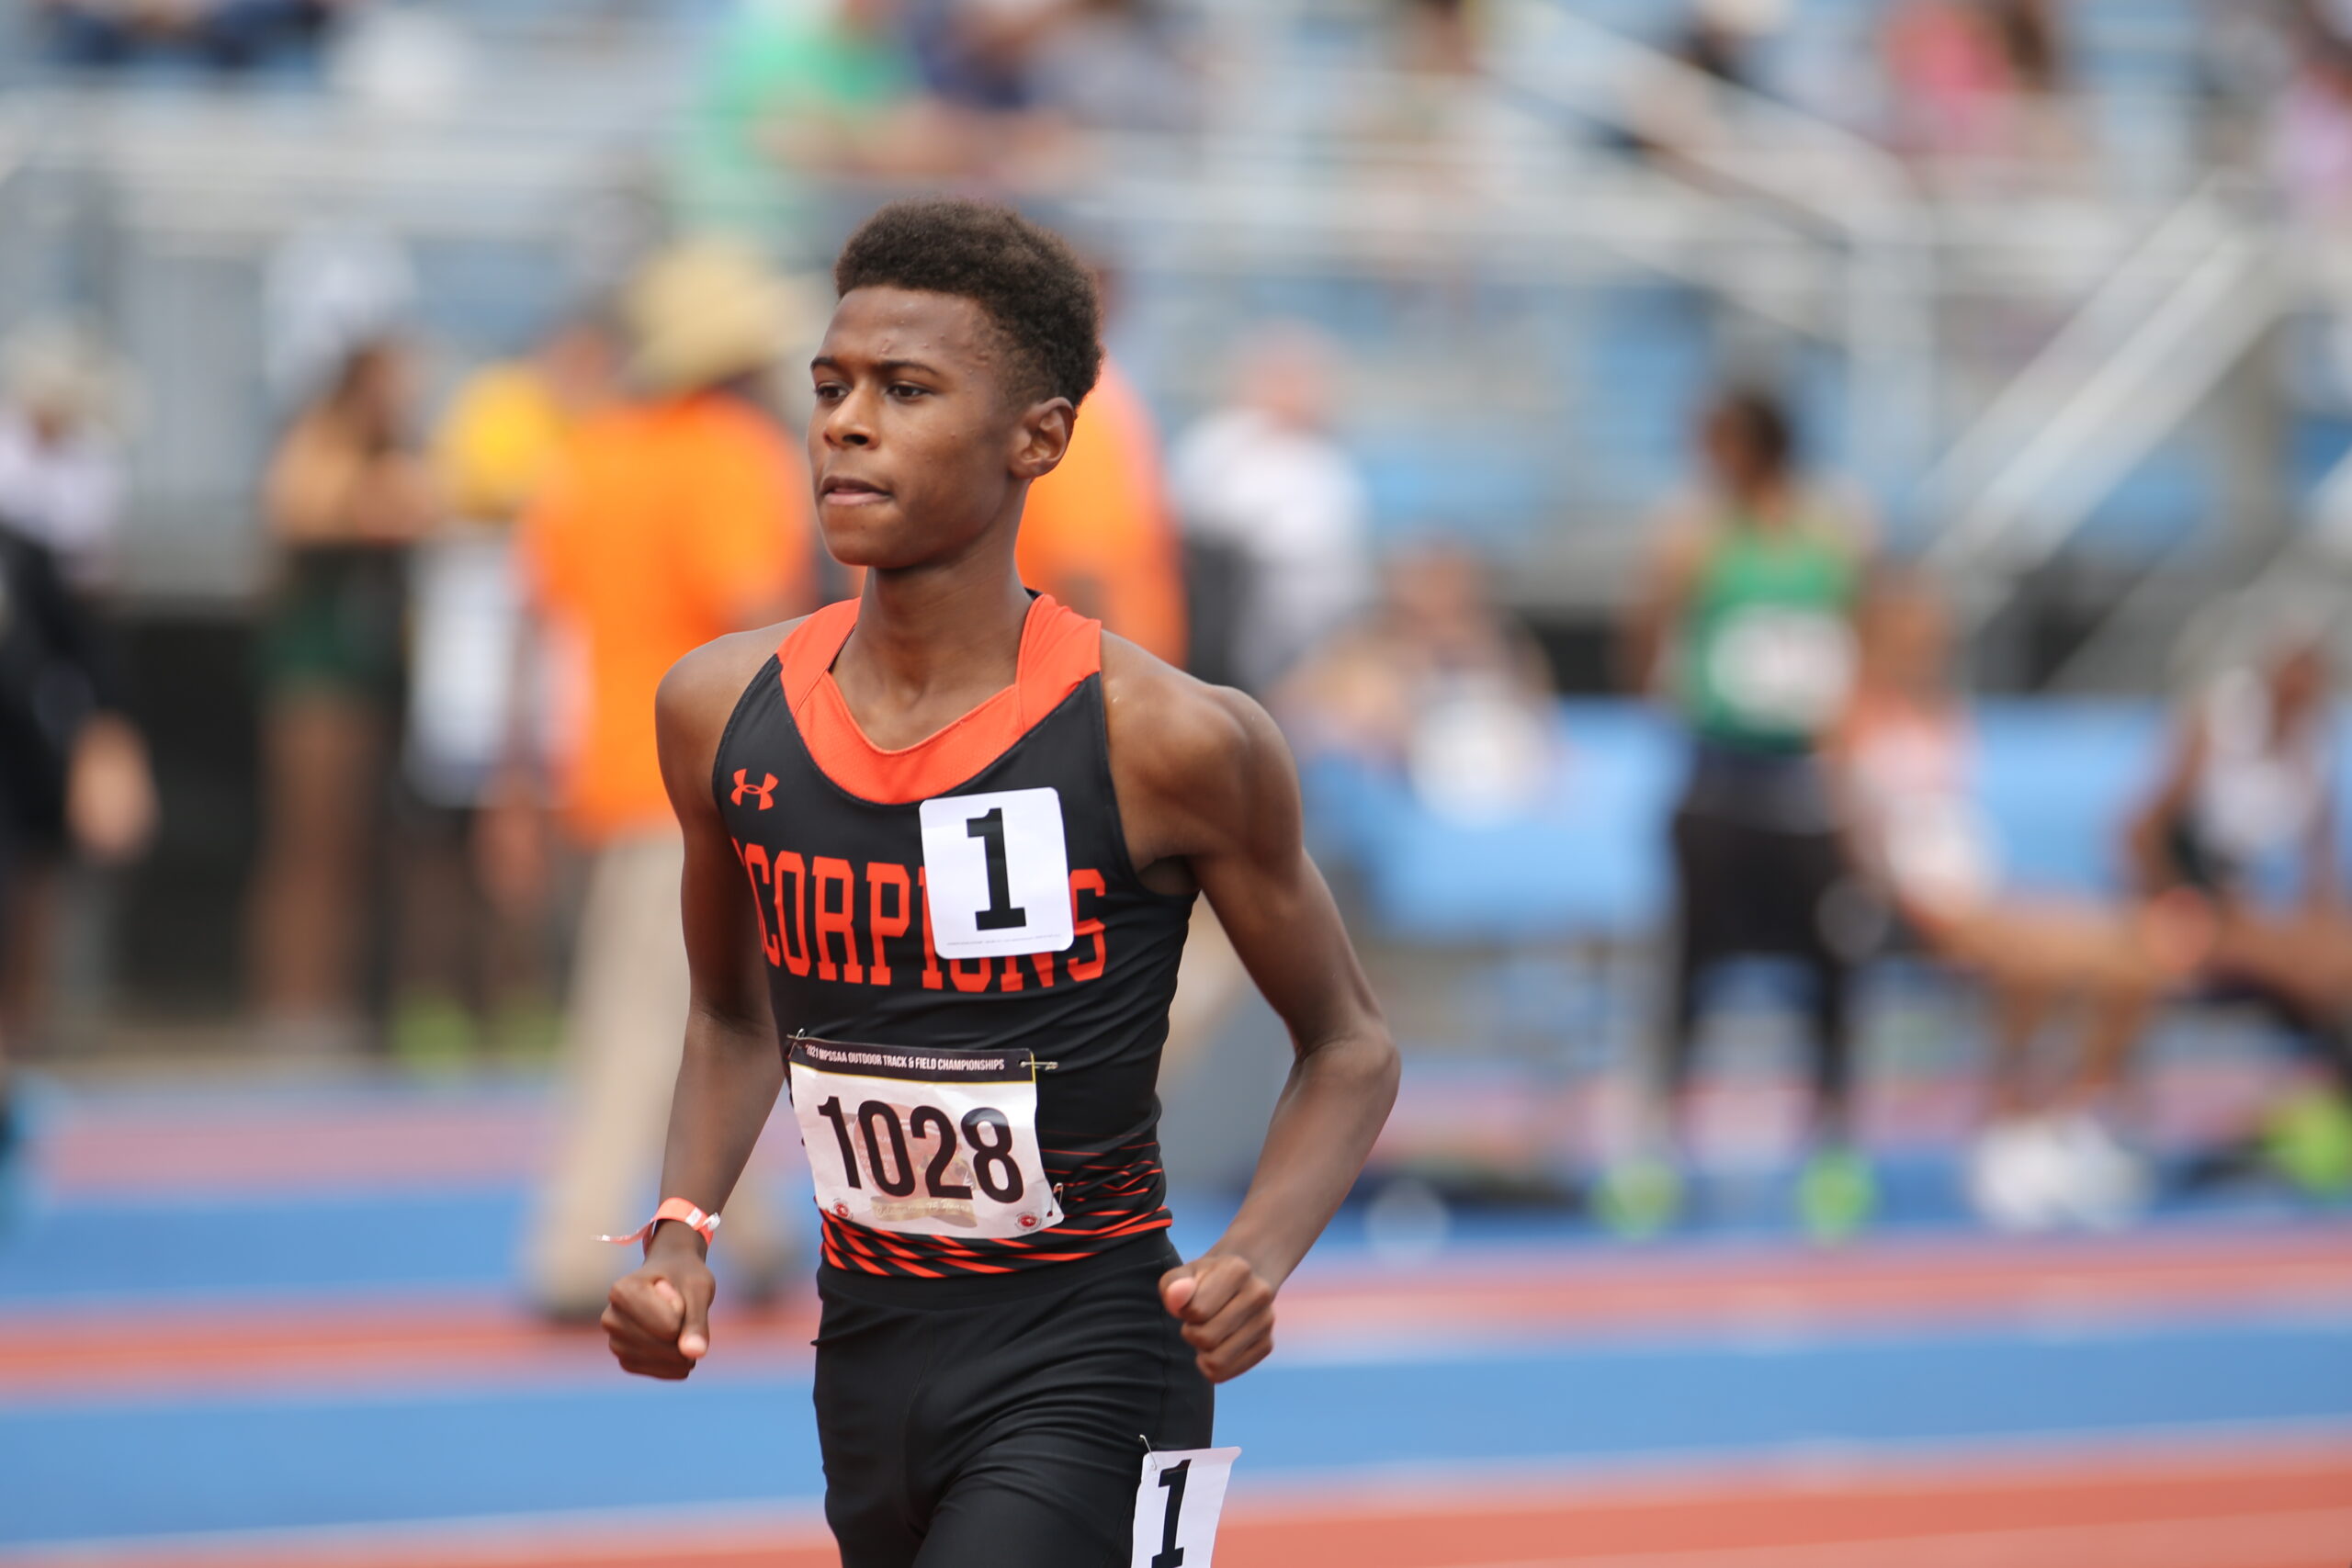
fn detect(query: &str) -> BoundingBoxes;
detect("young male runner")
[601,198,1400,1566]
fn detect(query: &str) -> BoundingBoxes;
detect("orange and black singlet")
[714,593,1194,1278]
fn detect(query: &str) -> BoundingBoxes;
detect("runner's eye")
[888,383,929,401]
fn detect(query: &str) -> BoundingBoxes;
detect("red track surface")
[13,1436,2346,1568]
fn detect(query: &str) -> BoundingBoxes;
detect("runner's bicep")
[1191,714,1380,1059]
[652,645,773,1023]
[679,818,770,1027]
[1204,846,1380,1062]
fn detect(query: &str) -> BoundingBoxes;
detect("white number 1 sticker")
[1131,1447,1239,1568]
[918,787,1074,959]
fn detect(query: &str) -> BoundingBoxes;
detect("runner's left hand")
[1159,1254,1275,1382]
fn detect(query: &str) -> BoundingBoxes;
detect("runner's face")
[809,288,1065,571]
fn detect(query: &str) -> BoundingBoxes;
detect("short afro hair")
[833,197,1102,408]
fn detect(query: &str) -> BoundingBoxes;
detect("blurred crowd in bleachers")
[3,0,2351,1255]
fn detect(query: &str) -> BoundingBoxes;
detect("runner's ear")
[1011,397,1075,481]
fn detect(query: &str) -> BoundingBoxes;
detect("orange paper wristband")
[599,1197,721,1247]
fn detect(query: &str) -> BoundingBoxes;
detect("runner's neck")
[834,561,1035,750]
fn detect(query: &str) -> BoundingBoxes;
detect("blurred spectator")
[1370,0,1487,147]
[911,0,1057,113]
[1880,0,2011,162]
[0,321,131,1044]
[264,227,415,415]
[1882,0,2077,172]
[0,528,154,1164]
[1990,0,2082,167]
[390,312,622,1064]
[2128,614,2352,1197]
[2196,0,2301,158]
[1278,541,1555,825]
[906,0,1201,184]
[1023,0,1198,134]
[510,239,809,1320]
[1833,577,2205,1232]
[678,0,958,246]
[2274,29,2352,223]
[1171,323,1373,694]
[1612,385,1874,1241]
[1623,0,1776,162]
[911,0,1198,132]
[1396,0,1476,77]
[1988,0,2066,98]
[1672,2,1760,92]
[1017,355,1187,665]
[244,335,434,1054]
[38,0,343,72]
[0,321,126,592]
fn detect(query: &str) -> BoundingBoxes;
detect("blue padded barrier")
[1307,698,2352,945]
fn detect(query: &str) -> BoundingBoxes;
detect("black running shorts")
[812,1234,1215,1568]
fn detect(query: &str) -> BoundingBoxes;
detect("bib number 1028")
[786,1036,1058,1239]
[812,1096,1024,1203]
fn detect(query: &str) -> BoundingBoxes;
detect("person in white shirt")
[0,320,126,591]
[1171,323,1373,695]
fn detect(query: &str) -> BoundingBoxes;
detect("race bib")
[1131,1447,1240,1568]
[918,787,1074,959]
[788,1036,1063,1239]
[1709,608,1857,733]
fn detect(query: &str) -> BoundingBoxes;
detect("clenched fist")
[1159,1253,1276,1382]
[604,1230,717,1381]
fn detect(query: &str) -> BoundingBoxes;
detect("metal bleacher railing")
[0,0,2322,670]
[1919,175,2293,630]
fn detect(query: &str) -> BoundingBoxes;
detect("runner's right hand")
[603,1231,716,1381]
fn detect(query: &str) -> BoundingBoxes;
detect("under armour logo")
[731,770,778,809]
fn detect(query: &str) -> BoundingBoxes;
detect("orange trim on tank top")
[777,593,1102,805]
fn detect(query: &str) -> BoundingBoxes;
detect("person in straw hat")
[505,239,818,1319]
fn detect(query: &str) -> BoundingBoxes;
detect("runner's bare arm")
[1105,641,1400,1382]
[602,625,794,1381]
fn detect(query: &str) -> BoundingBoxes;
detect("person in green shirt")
[1614,386,1877,1241]
[673,0,951,253]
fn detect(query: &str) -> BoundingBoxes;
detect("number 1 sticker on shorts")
[1132,1447,1239,1568]
[918,787,1074,959]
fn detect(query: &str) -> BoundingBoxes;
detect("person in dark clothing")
[0,525,154,1170]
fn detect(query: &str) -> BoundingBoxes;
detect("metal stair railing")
[1912,176,2237,525]
[1917,175,2290,629]
[1478,0,1937,495]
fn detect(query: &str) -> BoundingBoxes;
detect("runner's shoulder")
[657,617,808,748]
[1099,632,1287,811]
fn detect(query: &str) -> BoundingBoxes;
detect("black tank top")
[713,594,1194,1277]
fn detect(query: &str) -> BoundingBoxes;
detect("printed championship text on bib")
[789,1036,1064,1239]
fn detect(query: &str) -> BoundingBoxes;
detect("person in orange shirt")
[511,240,817,1319]
[1015,356,1185,666]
